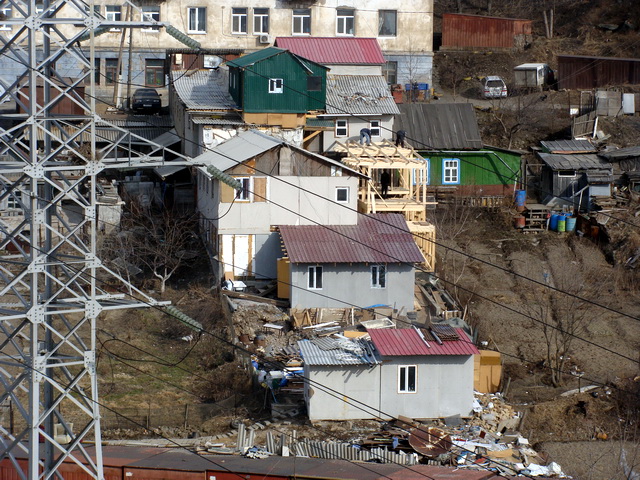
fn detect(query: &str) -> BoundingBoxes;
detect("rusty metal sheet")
[408,426,453,457]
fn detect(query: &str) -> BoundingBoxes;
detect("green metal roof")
[227,47,288,68]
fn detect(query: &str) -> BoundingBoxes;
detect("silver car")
[482,76,508,98]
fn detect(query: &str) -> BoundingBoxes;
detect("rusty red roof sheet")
[278,213,425,264]
[369,328,479,356]
[275,37,386,65]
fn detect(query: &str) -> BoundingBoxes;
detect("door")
[222,234,252,280]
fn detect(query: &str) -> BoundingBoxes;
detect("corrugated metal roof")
[227,47,287,68]
[298,338,381,366]
[538,153,613,171]
[326,75,399,116]
[171,69,237,110]
[192,115,244,125]
[540,139,597,154]
[394,103,483,150]
[279,213,425,264]
[99,116,173,128]
[368,328,479,356]
[194,129,366,178]
[275,37,386,65]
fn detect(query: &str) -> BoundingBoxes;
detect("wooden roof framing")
[334,139,426,169]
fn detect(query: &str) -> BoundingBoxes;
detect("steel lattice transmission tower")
[0,1,232,478]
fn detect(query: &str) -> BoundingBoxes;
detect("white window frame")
[292,8,311,35]
[378,10,397,37]
[335,187,349,203]
[371,264,386,289]
[235,177,251,201]
[105,5,122,32]
[398,365,417,393]
[269,78,283,94]
[558,170,577,178]
[443,158,460,185]
[141,6,160,32]
[335,119,348,137]
[253,8,269,35]
[413,160,430,186]
[232,7,248,34]
[330,166,343,177]
[187,7,206,34]
[336,8,355,36]
[308,265,323,290]
[370,120,381,137]
[0,6,11,31]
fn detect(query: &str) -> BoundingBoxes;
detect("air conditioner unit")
[258,34,271,44]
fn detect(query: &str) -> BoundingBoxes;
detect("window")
[308,266,323,290]
[398,365,417,393]
[105,58,119,85]
[558,170,576,177]
[0,6,11,30]
[145,59,164,86]
[141,6,160,32]
[413,160,430,186]
[336,187,349,203]
[378,10,397,36]
[232,8,248,34]
[330,166,342,177]
[335,119,348,137]
[292,8,311,35]
[188,7,206,33]
[94,58,101,85]
[6,192,20,209]
[443,158,460,184]
[82,4,101,15]
[105,5,121,31]
[336,8,354,36]
[371,265,386,288]
[253,8,269,34]
[307,76,321,91]
[370,120,380,137]
[236,177,251,201]
[269,78,283,94]
[383,61,397,85]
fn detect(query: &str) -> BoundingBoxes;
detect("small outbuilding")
[299,326,479,421]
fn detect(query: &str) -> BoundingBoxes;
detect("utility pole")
[0,2,231,479]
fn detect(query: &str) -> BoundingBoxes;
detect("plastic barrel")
[549,213,560,231]
[515,190,526,212]
[514,216,525,229]
[565,216,576,232]
[557,216,566,233]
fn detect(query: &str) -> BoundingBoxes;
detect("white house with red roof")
[278,213,423,311]
[298,326,479,421]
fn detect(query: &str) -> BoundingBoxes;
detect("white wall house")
[195,129,367,281]
[299,327,479,421]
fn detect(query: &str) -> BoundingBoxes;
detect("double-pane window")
[371,265,386,288]
[253,8,269,34]
[308,266,323,289]
[105,5,121,31]
[443,159,460,184]
[292,9,311,35]
[337,8,354,35]
[335,119,348,137]
[378,10,397,36]
[141,6,160,32]
[269,78,283,94]
[232,8,248,34]
[188,7,206,33]
[398,365,417,393]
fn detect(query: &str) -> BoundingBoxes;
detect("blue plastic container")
[565,216,577,232]
[549,213,560,231]
[515,190,526,209]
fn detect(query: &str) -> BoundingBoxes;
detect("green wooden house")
[395,103,522,201]
[227,47,327,127]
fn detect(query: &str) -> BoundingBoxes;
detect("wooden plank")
[223,290,289,307]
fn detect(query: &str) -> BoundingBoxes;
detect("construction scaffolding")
[333,140,433,222]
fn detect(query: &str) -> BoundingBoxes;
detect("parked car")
[481,76,508,99]
[130,88,161,114]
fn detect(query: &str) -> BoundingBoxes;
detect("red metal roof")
[275,37,386,65]
[278,213,425,264]
[369,328,479,356]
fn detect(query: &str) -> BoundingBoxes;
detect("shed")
[557,55,640,90]
[299,326,479,421]
[442,13,532,50]
[536,152,613,209]
[226,47,327,126]
[278,213,424,311]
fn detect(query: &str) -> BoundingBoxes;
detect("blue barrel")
[565,216,577,232]
[515,190,526,210]
[549,213,560,231]
[417,83,429,90]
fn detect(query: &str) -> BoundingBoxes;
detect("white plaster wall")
[289,263,415,312]
[305,364,381,421]
[322,115,395,152]
[379,355,475,419]
[217,175,360,234]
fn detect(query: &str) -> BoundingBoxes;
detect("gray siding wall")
[305,364,381,421]
[289,263,415,311]
[379,355,474,419]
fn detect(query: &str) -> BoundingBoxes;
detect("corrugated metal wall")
[558,55,640,89]
[442,14,532,49]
